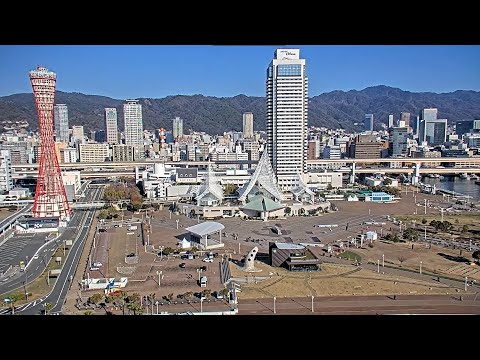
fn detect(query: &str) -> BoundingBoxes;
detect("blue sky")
[0,45,479,99]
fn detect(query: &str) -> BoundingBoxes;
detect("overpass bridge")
[11,157,480,171]
[11,157,480,184]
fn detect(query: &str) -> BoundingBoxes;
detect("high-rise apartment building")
[388,114,394,128]
[390,127,409,156]
[364,114,374,132]
[243,112,254,139]
[105,108,118,144]
[266,48,308,190]
[54,104,69,142]
[172,116,183,139]
[124,100,143,146]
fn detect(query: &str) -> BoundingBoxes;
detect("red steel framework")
[29,66,71,220]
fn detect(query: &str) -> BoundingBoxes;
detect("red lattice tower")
[29,66,71,220]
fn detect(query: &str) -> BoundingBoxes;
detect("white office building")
[124,100,143,147]
[0,150,13,192]
[243,112,254,139]
[266,48,308,190]
[105,108,118,144]
[54,104,69,142]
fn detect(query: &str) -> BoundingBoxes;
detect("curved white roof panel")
[185,221,225,237]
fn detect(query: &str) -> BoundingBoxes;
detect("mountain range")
[1,85,479,135]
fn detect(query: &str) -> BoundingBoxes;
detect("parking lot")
[84,215,228,302]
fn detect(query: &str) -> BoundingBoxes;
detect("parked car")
[93,262,103,267]
[202,258,213,263]
[179,263,186,268]
[126,252,136,258]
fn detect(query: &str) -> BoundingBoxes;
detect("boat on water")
[459,173,470,180]
[470,174,479,180]
[426,174,441,178]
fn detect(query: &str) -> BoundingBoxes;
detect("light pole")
[382,254,384,268]
[24,268,28,301]
[160,246,164,261]
[197,268,203,282]
[311,295,314,313]
[377,260,380,273]
[465,276,468,291]
[156,301,159,315]
[176,219,179,230]
[424,199,427,215]
[420,261,422,275]
[273,296,276,314]
[424,226,427,241]
[156,270,162,287]
[169,210,172,220]
[238,242,241,254]
[200,297,203,313]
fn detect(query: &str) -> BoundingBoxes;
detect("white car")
[202,258,213,263]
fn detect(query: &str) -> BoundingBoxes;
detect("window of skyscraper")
[277,64,302,76]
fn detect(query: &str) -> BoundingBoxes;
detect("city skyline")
[0,45,479,99]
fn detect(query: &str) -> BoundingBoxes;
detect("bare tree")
[398,256,407,267]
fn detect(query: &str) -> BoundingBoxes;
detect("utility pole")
[273,296,276,314]
[424,199,427,215]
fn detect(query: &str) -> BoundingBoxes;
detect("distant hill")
[1,85,479,135]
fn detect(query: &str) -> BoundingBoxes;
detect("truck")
[199,276,208,288]
[127,225,138,231]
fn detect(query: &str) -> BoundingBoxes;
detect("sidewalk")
[62,215,98,314]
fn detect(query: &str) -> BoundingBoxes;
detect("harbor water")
[422,175,480,201]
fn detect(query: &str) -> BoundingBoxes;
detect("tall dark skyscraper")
[364,114,374,132]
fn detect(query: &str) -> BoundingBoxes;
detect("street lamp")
[420,261,422,275]
[377,260,380,273]
[465,276,468,291]
[273,296,276,314]
[155,301,159,315]
[382,254,385,268]
[200,297,203,313]
[311,295,314,313]
[156,270,163,288]
[176,219,179,230]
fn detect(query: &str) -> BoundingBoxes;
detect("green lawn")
[338,251,362,262]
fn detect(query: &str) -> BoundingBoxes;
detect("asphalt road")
[0,185,103,315]
[237,294,480,315]
[0,204,32,233]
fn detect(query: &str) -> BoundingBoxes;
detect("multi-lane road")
[0,185,103,315]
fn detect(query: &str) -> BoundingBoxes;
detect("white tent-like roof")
[238,151,284,203]
[178,237,191,249]
[185,221,225,237]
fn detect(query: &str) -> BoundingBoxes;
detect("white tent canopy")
[178,237,191,249]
